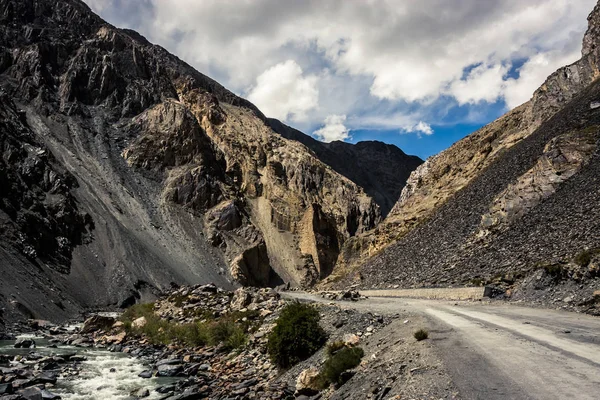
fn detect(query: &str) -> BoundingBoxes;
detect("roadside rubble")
[0,284,458,399]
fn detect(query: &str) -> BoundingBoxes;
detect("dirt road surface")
[285,292,600,400]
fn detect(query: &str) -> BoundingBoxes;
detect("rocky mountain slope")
[330,2,600,305]
[268,119,423,216]
[0,0,421,325]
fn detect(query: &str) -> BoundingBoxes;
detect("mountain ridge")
[0,0,420,325]
[267,118,423,216]
[326,2,600,313]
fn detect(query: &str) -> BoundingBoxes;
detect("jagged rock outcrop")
[0,92,93,271]
[329,2,600,299]
[268,119,423,216]
[476,128,597,238]
[0,0,396,324]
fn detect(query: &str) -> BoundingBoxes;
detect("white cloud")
[400,121,434,136]
[450,63,509,105]
[85,0,596,142]
[84,0,111,12]
[312,115,350,142]
[247,60,318,122]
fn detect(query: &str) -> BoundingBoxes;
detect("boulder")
[138,370,153,379]
[81,315,116,333]
[197,283,218,293]
[30,372,57,385]
[156,384,176,394]
[132,317,147,329]
[0,383,13,395]
[40,390,61,400]
[259,309,273,318]
[112,321,125,329]
[14,338,35,349]
[18,387,43,400]
[295,367,321,396]
[103,331,127,344]
[230,288,252,311]
[131,388,150,398]
[156,364,183,377]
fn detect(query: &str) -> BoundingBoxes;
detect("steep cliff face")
[329,2,600,299]
[0,0,387,323]
[268,119,423,216]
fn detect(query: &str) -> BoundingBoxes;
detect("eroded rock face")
[230,242,272,287]
[268,119,423,216]
[0,0,389,323]
[584,4,600,56]
[327,1,600,284]
[477,128,598,237]
[0,92,92,272]
[122,100,218,171]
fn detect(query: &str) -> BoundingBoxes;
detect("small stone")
[260,309,273,318]
[112,321,124,329]
[343,334,360,346]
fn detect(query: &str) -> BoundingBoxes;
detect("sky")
[84,0,596,159]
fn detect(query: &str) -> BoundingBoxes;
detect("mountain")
[268,119,423,216]
[329,2,600,310]
[0,0,422,325]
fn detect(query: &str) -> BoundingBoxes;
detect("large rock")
[295,367,321,396]
[131,388,150,398]
[132,317,147,329]
[230,288,252,311]
[0,383,13,395]
[18,387,43,400]
[343,334,360,346]
[156,363,184,377]
[14,338,35,349]
[81,315,116,334]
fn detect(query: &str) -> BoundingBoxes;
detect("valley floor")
[286,292,600,400]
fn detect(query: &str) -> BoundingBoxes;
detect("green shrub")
[224,326,247,350]
[210,319,247,350]
[326,341,347,356]
[543,264,565,281]
[470,278,483,286]
[170,323,210,347]
[267,302,327,368]
[121,303,155,322]
[414,329,428,341]
[320,346,364,386]
[119,302,246,349]
[575,250,595,267]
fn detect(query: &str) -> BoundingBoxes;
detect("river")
[0,335,177,399]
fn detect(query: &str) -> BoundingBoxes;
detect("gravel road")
[285,292,600,400]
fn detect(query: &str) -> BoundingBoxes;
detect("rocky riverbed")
[0,285,457,399]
